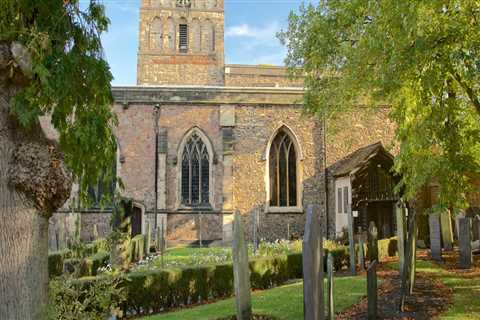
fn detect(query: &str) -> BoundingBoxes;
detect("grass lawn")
[142,276,366,320]
[388,259,480,320]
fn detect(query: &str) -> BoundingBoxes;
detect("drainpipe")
[153,104,161,235]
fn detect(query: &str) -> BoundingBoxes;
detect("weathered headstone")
[428,214,442,261]
[303,204,325,320]
[473,215,480,241]
[347,205,356,275]
[252,209,259,255]
[232,211,252,320]
[145,221,152,255]
[368,222,378,262]
[327,253,334,320]
[440,209,454,251]
[458,217,472,269]
[92,224,99,241]
[367,260,378,320]
[408,209,417,295]
[358,238,365,272]
[395,202,406,278]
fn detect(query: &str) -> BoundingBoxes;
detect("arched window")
[202,20,215,53]
[268,129,298,207]
[180,132,210,206]
[191,18,201,53]
[149,17,163,50]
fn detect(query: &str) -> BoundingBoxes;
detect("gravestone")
[428,214,442,261]
[145,221,152,255]
[93,224,99,241]
[327,253,334,320]
[358,238,365,271]
[368,222,378,262]
[458,217,472,269]
[395,202,406,278]
[252,209,259,255]
[232,211,252,320]
[440,210,454,251]
[367,260,378,320]
[473,215,480,241]
[302,204,325,320]
[347,205,356,275]
[408,208,417,295]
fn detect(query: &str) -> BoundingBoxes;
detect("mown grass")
[142,276,366,320]
[388,259,480,320]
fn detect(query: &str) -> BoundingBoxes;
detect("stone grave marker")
[145,221,152,255]
[367,260,378,320]
[232,211,252,320]
[368,221,378,262]
[429,214,442,261]
[347,205,356,275]
[358,238,365,272]
[327,253,334,320]
[473,215,480,241]
[458,217,472,269]
[303,204,325,320]
[440,210,454,251]
[395,202,406,277]
[252,209,259,255]
[93,224,99,241]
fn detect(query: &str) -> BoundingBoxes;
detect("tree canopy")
[280,0,480,210]
[0,0,117,203]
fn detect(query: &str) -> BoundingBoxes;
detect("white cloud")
[225,21,280,41]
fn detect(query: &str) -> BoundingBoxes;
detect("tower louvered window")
[181,133,210,207]
[269,130,297,207]
[179,24,188,53]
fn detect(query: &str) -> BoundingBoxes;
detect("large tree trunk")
[0,43,71,319]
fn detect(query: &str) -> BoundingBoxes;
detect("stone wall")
[225,64,304,88]
[325,107,397,238]
[137,0,225,85]
[232,105,324,241]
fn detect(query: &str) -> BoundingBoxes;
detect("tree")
[0,1,116,318]
[280,0,480,210]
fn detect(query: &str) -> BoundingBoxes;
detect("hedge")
[68,253,303,316]
[79,251,110,277]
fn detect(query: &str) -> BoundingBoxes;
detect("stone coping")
[112,85,305,106]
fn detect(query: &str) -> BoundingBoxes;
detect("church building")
[48,0,401,246]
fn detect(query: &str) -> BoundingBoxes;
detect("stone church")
[49,0,401,246]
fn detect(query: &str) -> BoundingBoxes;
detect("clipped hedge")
[48,252,64,278]
[74,252,302,316]
[79,251,110,277]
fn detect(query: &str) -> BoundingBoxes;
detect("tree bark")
[0,43,71,320]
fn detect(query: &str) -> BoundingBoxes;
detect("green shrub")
[378,237,398,259]
[79,252,303,316]
[79,251,110,277]
[48,275,125,320]
[48,252,64,278]
[324,247,349,271]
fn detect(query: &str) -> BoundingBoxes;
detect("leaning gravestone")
[429,214,442,261]
[303,204,325,320]
[395,202,406,278]
[327,253,334,320]
[347,205,356,275]
[440,209,454,251]
[458,217,472,269]
[367,260,378,320]
[232,211,252,320]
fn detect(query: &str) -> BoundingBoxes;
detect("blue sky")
[94,0,310,85]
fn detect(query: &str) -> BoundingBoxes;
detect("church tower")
[137,0,225,86]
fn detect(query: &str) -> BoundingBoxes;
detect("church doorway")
[131,206,143,238]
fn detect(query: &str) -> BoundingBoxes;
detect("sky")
[89,0,310,85]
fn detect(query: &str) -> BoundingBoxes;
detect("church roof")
[328,142,393,178]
